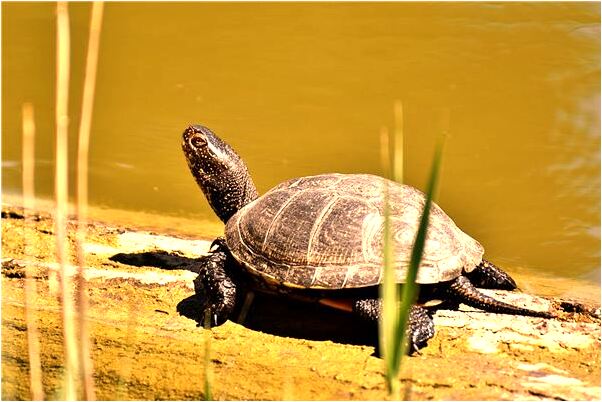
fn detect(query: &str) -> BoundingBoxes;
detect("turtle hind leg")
[466,259,517,290]
[192,240,239,326]
[352,299,435,353]
[448,276,554,318]
[407,305,435,352]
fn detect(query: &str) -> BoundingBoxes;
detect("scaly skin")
[448,276,554,318]
[193,243,238,326]
[466,259,517,290]
[182,125,258,223]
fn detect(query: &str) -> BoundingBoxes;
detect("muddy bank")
[2,204,600,400]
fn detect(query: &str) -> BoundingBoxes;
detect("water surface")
[2,2,600,295]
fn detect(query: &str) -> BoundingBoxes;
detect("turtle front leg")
[352,299,435,353]
[192,238,238,326]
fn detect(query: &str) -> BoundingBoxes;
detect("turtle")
[182,124,554,351]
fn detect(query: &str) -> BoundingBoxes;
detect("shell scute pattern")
[274,174,345,192]
[244,188,335,264]
[306,196,376,266]
[225,173,484,289]
[234,190,289,260]
[283,265,317,288]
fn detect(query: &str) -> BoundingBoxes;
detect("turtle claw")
[408,305,435,353]
[193,244,238,327]
[210,237,227,253]
[199,307,221,329]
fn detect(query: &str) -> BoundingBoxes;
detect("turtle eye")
[190,135,207,150]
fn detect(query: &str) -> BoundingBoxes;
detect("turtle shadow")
[177,293,378,348]
[110,251,378,348]
[109,250,201,271]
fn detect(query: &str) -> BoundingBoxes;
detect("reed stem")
[22,102,45,400]
[56,2,79,399]
[76,3,104,399]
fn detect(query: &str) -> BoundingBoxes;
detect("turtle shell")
[225,173,484,289]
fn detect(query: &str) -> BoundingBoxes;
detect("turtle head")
[182,125,258,223]
[183,125,235,178]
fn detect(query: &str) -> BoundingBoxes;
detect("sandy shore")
[2,204,600,400]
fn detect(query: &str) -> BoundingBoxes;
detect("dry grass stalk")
[380,126,391,178]
[378,125,399,396]
[55,2,79,399]
[203,313,214,400]
[393,100,403,183]
[75,2,104,399]
[22,102,45,400]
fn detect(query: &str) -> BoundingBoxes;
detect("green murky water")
[2,3,600,292]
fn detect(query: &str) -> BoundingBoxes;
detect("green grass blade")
[394,135,445,365]
[379,102,446,396]
[380,127,445,397]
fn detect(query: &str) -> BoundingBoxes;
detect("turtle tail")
[448,276,554,319]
